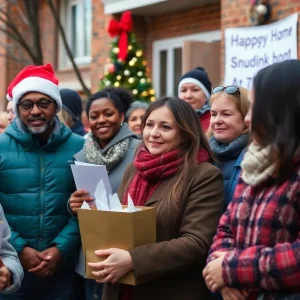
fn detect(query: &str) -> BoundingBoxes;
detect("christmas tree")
[100,11,155,102]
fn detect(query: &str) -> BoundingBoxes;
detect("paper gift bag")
[78,206,156,285]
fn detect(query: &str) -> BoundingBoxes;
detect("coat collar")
[5,116,72,151]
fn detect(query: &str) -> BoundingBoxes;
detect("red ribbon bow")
[107,11,133,62]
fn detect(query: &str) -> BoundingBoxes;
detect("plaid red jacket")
[208,164,300,297]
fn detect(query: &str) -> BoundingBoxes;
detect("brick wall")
[221,0,300,77]
[90,0,112,93]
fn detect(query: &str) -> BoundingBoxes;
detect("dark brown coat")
[102,161,224,300]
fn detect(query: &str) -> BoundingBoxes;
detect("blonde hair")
[57,109,75,128]
[207,86,250,139]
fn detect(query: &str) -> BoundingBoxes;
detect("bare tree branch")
[0,6,41,64]
[46,0,91,97]
[24,0,43,64]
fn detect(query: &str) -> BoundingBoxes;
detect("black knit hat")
[178,67,212,99]
[60,88,82,122]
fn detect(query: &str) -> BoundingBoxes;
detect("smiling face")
[142,105,181,155]
[88,98,124,149]
[210,93,246,144]
[179,83,207,109]
[18,92,57,136]
[127,108,146,134]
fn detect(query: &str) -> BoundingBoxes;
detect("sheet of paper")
[81,201,91,210]
[75,161,99,167]
[126,194,136,212]
[94,180,109,211]
[71,164,112,199]
[109,193,123,212]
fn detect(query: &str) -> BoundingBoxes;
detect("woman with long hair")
[204,60,300,300]
[88,96,224,300]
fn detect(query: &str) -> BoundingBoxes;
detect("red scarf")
[123,147,209,206]
[120,147,209,300]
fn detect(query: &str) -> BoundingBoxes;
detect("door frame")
[152,30,221,97]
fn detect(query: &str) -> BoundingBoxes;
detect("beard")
[25,117,54,135]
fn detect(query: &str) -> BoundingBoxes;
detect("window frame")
[152,30,221,98]
[59,0,92,69]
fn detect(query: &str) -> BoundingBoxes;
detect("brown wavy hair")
[139,96,214,219]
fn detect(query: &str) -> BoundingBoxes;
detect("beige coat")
[103,161,224,300]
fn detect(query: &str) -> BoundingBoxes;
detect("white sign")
[225,13,298,89]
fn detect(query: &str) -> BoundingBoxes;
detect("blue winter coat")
[0,118,84,267]
[221,149,246,210]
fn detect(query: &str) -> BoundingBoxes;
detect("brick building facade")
[0,0,299,110]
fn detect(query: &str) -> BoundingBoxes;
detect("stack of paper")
[71,162,139,212]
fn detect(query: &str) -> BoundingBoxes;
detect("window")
[153,31,221,98]
[60,0,92,67]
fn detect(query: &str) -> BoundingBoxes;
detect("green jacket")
[0,118,84,265]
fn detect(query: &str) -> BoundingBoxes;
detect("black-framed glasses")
[212,86,240,95]
[17,99,55,111]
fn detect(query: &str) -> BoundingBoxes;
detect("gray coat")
[73,123,140,275]
[0,205,23,293]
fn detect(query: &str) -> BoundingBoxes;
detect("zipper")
[39,149,44,251]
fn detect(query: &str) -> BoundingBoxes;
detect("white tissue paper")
[81,201,91,210]
[80,179,140,212]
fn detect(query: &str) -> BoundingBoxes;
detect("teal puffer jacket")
[0,118,84,265]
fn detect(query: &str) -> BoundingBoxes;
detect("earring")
[120,122,123,127]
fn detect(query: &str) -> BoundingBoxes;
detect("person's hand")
[19,247,42,270]
[87,248,133,284]
[29,246,62,277]
[69,190,94,215]
[203,251,227,292]
[221,287,248,300]
[0,258,11,291]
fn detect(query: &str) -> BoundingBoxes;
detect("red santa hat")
[7,64,62,115]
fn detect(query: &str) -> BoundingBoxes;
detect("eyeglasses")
[17,99,55,111]
[212,86,240,95]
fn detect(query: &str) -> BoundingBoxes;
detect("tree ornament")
[137,71,143,77]
[136,50,143,57]
[105,81,111,86]
[132,89,138,95]
[124,70,130,76]
[114,82,120,87]
[112,47,120,54]
[107,63,116,73]
[128,77,134,84]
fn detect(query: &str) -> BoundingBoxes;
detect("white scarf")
[241,143,276,187]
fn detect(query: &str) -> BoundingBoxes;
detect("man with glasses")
[0,64,85,300]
